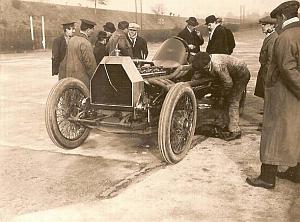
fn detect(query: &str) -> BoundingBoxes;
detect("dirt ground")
[0,29,300,222]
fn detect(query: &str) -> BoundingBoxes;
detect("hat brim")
[186,20,199,26]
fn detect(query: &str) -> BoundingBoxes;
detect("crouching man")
[192,52,250,140]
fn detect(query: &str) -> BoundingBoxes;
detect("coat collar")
[278,21,300,35]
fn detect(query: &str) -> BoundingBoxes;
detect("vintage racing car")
[45,37,246,164]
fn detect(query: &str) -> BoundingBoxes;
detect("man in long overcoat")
[254,16,278,98]
[246,0,300,189]
[205,15,229,55]
[177,17,204,55]
[66,19,97,89]
[51,21,75,79]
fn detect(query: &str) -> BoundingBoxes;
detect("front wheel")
[158,83,197,164]
[45,77,90,149]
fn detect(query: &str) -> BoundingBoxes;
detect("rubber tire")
[158,82,197,164]
[45,77,90,149]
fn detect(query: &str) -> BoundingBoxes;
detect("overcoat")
[93,41,108,64]
[254,31,278,98]
[206,25,229,54]
[52,35,67,79]
[106,29,133,57]
[260,21,300,166]
[127,35,148,59]
[66,33,97,89]
[177,27,204,54]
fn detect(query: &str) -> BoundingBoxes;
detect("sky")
[100,0,294,18]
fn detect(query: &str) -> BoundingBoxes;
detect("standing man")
[254,16,278,99]
[205,15,229,54]
[66,19,97,89]
[127,23,148,59]
[192,52,250,141]
[246,1,300,189]
[51,21,76,79]
[106,21,133,57]
[94,31,108,64]
[177,17,204,55]
[103,21,116,40]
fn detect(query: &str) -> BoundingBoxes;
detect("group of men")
[52,19,148,88]
[51,0,300,190]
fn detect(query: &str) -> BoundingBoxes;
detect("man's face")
[261,23,275,34]
[207,22,217,31]
[86,27,95,37]
[65,26,76,37]
[123,28,129,34]
[128,29,137,37]
[187,25,196,31]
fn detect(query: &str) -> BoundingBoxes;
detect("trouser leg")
[260,163,278,184]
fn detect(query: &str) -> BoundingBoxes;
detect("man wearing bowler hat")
[246,0,300,189]
[66,19,97,89]
[205,15,230,54]
[103,22,116,39]
[94,31,108,64]
[51,21,76,79]
[177,17,204,55]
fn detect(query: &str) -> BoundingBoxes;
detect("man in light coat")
[127,23,148,59]
[192,52,250,141]
[254,16,278,99]
[246,0,300,189]
[66,19,97,89]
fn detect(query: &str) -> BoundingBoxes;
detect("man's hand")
[188,44,196,50]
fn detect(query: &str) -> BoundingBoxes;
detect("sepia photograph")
[0,0,299,221]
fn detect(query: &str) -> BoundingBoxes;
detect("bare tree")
[87,0,108,14]
[151,3,166,15]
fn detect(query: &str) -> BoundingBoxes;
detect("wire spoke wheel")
[158,83,197,164]
[45,78,90,149]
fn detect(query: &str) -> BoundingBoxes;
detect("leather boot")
[277,163,300,183]
[246,164,278,189]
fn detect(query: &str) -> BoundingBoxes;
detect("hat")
[80,19,96,29]
[270,0,300,18]
[62,21,75,29]
[258,16,277,24]
[128,23,140,31]
[205,15,218,25]
[191,52,211,70]
[186,17,199,26]
[103,22,116,33]
[97,31,108,39]
[118,21,129,30]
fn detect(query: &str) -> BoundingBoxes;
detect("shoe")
[246,177,275,189]
[223,131,241,141]
[277,167,300,183]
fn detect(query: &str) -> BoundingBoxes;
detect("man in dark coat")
[51,21,75,79]
[103,21,116,40]
[66,19,97,89]
[192,52,250,141]
[254,16,278,99]
[177,17,204,55]
[205,15,229,54]
[246,0,300,189]
[127,23,148,59]
[94,31,108,64]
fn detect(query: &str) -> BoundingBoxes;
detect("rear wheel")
[45,77,90,149]
[158,83,197,164]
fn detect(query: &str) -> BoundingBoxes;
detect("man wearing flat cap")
[247,0,300,189]
[254,16,278,99]
[66,19,97,89]
[177,17,204,55]
[106,20,133,57]
[51,21,76,79]
[205,15,230,55]
[127,23,148,59]
[192,52,250,141]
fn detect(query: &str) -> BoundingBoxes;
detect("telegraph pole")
[140,0,143,31]
[135,0,138,23]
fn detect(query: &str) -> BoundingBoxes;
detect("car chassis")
[45,37,245,164]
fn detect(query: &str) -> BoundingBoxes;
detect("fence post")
[30,16,35,49]
[41,16,46,50]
